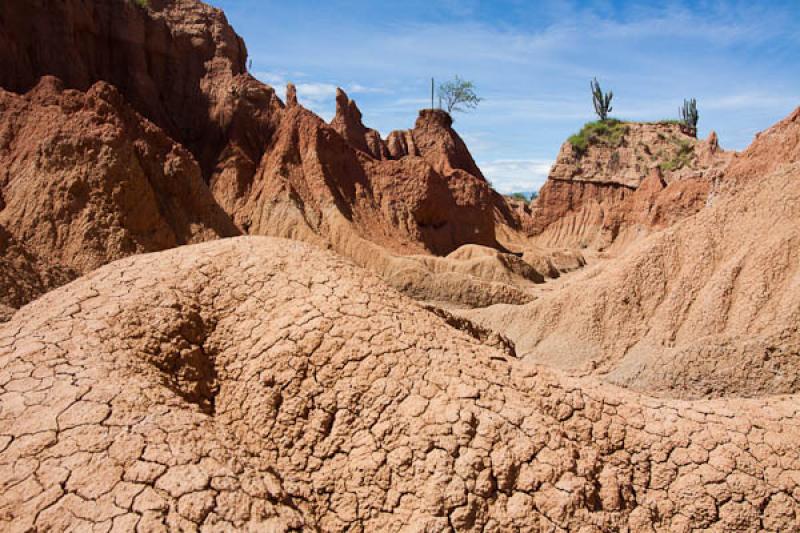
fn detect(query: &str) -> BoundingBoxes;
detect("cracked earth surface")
[1,237,798,531]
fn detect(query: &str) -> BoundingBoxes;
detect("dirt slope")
[1,237,798,531]
[723,107,800,184]
[464,110,800,400]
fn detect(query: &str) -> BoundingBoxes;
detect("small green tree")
[591,78,613,121]
[438,76,482,115]
[679,98,699,137]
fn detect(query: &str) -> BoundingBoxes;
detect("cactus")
[679,98,699,137]
[591,78,613,121]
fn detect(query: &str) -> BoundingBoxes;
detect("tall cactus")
[591,78,613,121]
[679,98,699,137]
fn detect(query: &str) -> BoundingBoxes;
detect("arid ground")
[1,1,799,531]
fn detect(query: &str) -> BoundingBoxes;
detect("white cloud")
[295,82,338,102]
[478,159,553,194]
[348,83,390,94]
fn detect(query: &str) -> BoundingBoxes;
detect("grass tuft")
[659,139,695,172]
[568,119,629,157]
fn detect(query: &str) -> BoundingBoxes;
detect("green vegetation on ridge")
[568,119,629,156]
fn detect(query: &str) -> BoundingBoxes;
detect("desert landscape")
[1,0,799,531]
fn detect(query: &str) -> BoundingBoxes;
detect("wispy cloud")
[479,159,553,193]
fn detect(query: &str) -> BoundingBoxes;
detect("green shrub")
[568,119,628,156]
[132,0,149,8]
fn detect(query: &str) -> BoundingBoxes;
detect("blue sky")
[209,0,800,193]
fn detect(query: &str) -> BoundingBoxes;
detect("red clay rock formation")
[0,0,532,309]
[527,122,732,250]
[1,236,798,531]
[0,76,237,312]
[209,92,514,305]
[286,83,298,107]
[0,0,253,178]
[212,92,499,256]
[389,109,486,180]
[386,129,418,159]
[0,0,503,256]
[330,88,389,159]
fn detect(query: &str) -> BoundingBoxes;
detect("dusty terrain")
[1,0,799,531]
[467,163,800,398]
[2,237,799,532]
[465,109,800,400]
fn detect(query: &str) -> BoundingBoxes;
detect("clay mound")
[333,236,535,308]
[521,247,587,279]
[377,244,538,307]
[2,237,798,531]
[465,161,800,399]
[0,77,237,310]
[442,245,543,284]
[525,122,731,250]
